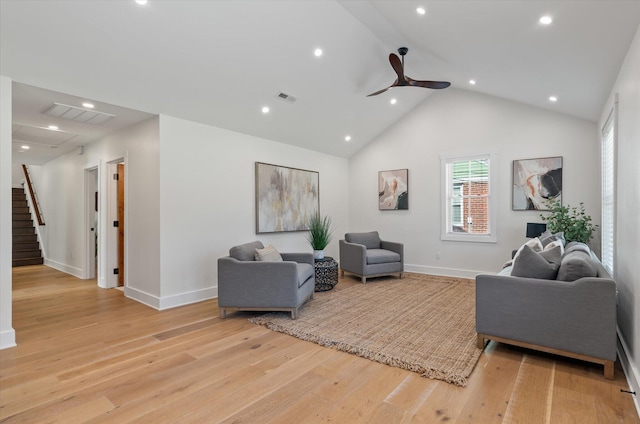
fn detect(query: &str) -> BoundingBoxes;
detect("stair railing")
[22,164,45,226]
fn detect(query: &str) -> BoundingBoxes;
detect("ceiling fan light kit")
[367,47,450,97]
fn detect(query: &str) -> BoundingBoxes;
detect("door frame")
[83,166,98,280]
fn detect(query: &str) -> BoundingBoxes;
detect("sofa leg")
[219,307,227,319]
[291,309,298,320]
[361,276,366,284]
[604,360,614,380]
[399,272,404,279]
[341,268,344,277]
[477,334,485,349]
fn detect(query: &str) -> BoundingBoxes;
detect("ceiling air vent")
[44,102,115,125]
[276,92,297,103]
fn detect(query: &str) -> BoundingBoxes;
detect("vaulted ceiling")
[2,1,639,164]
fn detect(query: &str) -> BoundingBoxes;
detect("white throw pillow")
[254,245,283,262]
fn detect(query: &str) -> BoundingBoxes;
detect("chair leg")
[291,308,298,320]
[219,307,227,319]
[604,360,614,380]
[477,334,485,349]
[361,276,366,284]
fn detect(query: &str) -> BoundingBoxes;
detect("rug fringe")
[249,315,471,387]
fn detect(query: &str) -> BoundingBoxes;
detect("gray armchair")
[217,241,315,319]
[339,231,404,283]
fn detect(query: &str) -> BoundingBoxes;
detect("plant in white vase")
[307,213,333,260]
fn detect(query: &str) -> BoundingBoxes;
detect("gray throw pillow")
[512,244,561,279]
[540,230,566,247]
[557,250,598,281]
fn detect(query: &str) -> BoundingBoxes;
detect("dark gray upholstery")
[217,241,315,319]
[339,232,403,283]
[476,245,617,378]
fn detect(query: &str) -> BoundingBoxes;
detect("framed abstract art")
[378,169,408,210]
[255,162,319,233]
[512,157,562,211]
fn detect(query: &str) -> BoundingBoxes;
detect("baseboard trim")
[158,287,217,310]
[0,328,16,350]
[44,259,83,279]
[405,264,484,280]
[124,285,217,311]
[617,326,640,416]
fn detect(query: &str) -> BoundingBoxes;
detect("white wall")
[600,24,640,402]
[348,88,599,277]
[32,117,160,295]
[0,75,16,349]
[158,115,349,309]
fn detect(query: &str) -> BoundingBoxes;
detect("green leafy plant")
[540,199,597,244]
[306,213,333,250]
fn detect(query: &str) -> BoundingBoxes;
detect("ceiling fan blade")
[407,77,451,89]
[366,85,393,97]
[389,53,407,84]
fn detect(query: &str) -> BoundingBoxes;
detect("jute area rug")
[249,273,482,387]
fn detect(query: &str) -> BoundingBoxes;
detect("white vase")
[314,250,325,260]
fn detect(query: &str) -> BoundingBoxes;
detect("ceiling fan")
[367,47,450,97]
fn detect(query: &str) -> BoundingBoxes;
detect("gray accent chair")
[217,241,315,319]
[476,242,617,379]
[339,231,404,283]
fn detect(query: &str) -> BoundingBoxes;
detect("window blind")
[601,106,616,275]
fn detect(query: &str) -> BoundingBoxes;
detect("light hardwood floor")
[1,265,638,423]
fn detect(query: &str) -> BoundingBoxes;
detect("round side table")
[314,256,339,292]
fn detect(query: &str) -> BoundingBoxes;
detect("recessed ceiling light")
[21,145,30,150]
[82,102,95,109]
[261,106,270,114]
[549,96,558,102]
[390,98,397,105]
[345,135,351,142]
[416,7,426,15]
[135,0,147,5]
[314,48,323,57]
[469,79,476,85]
[48,125,58,130]
[539,16,552,25]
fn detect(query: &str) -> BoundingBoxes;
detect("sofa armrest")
[476,274,617,361]
[339,239,366,274]
[281,252,314,266]
[380,240,403,262]
[218,256,301,307]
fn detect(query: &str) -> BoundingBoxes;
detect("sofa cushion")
[229,240,264,261]
[539,230,566,247]
[254,245,283,262]
[557,249,598,281]
[345,231,381,249]
[564,242,591,255]
[512,244,562,279]
[296,263,314,288]
[366,248,401,265]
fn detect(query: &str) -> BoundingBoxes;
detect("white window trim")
[600,95,617,276]
[441,153,497,243]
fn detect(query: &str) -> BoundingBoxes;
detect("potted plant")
[540,199,598,244]
[307,213,333,260]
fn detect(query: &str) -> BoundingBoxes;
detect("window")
[441,154,496,242]
[601,100,616,275]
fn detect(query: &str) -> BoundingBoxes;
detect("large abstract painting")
[379,169,408,210]
[255,162,319,233]
[512,157,562,211]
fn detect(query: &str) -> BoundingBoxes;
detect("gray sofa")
[476,241,617,379]
[339,231,403,283]
[217,241,315,319]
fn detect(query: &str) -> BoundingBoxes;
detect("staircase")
[12,187,44,267]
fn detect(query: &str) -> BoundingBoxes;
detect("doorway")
[84,167,98,280]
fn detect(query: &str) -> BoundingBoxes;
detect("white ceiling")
[2,1,639,164]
